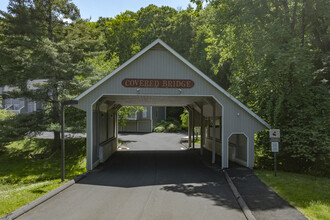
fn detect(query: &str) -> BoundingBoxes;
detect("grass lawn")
[0,138,86,218]
[255,170,330,220]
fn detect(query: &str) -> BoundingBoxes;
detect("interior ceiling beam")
[105,101,116,110]
[203,97,215,106]
[186,105,194,112]
[100,95,213,107]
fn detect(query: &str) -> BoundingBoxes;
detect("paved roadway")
[17,133,245,220]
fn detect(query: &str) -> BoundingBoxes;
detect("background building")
[119,106,166,133]
[0,80,46,114]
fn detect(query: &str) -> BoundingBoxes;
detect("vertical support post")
[192,109,195,149]
[115,108,118,147]
[95,103,100,159]
[200,103,204,156]
[188,108,191,148]
[150,106,153,132]
[212,103,216,164]
[61,103,65,182]
[274,152,277,176]
[87,108,93,171]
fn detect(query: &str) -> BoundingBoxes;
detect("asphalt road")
[17,133,245,220]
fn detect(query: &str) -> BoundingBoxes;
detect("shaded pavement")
[17,133,245,220]
[226,163,307,220]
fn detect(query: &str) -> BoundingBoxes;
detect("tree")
[180,109,189,130]
[0,0,94,150]
[136,5,177,48]
[117,106,144,127]
[195,0,330,174]
[96,12,139,64]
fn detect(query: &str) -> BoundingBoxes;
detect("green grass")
[194,140,201,145]
[0,138,86,218]
[255,170,330,220]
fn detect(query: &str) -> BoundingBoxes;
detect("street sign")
[271,141,279,176]
[270,129,280,142]
[271,142,279,152]
[269,129,280,138]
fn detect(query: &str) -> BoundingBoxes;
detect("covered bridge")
[74,39,270,171]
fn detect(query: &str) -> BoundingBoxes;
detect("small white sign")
[271,142,279,152]
[270,129,280,138]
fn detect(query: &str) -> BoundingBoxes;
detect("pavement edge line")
[223,170,256,220]
[3,173,87,220]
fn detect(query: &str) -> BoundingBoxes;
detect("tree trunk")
[291,0,298,36]
[52,84,61,150]
[301,0,306,46]
[53,130,61,150]
[47,2,54,42]
[281,0,290,27]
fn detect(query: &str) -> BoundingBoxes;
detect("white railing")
[10,106,24,114]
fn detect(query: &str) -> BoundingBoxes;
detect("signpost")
[270,129,280,176]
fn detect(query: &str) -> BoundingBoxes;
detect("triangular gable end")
[75,39,270,129]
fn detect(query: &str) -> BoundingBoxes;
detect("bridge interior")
[91,95,248,170]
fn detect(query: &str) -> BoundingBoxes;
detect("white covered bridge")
[74,39,270,171]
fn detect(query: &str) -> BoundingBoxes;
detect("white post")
[192,109,195,149]
[188,109,191,148]
[113,108,118,147]
[200,103,204,156]
[87,107,93,171]
[212,103,216,164]
[150,106,153,132]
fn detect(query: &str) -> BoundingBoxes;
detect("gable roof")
[75,39,270,128]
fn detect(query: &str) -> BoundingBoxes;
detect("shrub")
[180,109,188,130]
[153,120,182,133]
[154,125,165,133]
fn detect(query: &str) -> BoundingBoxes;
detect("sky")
[0,0,194,21]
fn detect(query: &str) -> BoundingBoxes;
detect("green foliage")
[167,122,181,132]
[0,0,95,148]
[0,108,13,121]
[77,53,119,90]
[153,120,182,133]
[97,11,139,64]
[180,109,189,130]
[255,170,330,220]
[0,138,86,217]
[0,112,47,147]
[153,125,165,133]
[117,106,144,127]
[200,0,330,175]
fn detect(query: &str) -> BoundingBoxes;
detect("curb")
[194,150,256,220]
[2,173,87,220]
[223,170,256,220]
